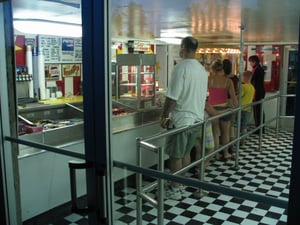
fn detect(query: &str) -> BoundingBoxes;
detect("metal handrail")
[4,92,295,225]
[114,160,288,208]
[280,93,296,97]
[133,92,292,225]
[4,136,85,159]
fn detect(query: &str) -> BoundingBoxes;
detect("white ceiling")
[12,0,81,24]
[12,0,300,45]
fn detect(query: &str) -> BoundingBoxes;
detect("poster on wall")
[45,64,61,79]
[61,38,75,62]
[62,64,81,77]
[74,38,82,61]
[37,35,82,63]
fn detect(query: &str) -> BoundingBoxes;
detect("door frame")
[82,0,113,224]
[279,45,297,129]
[287,19,300,224]
[0,1,22,224]
[0,0,113,224]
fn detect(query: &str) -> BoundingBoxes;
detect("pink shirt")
[208,87,228,106]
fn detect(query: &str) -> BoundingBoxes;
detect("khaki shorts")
[165,126,199,158]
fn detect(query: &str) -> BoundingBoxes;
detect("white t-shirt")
[166,59,208,127]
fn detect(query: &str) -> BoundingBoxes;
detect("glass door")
[0,2,22,224]
[2,1,115,224]
[286,50,298,116]
[280,46,298,131]
[0,1,105,225]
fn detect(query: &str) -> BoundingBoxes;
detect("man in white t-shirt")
[160,36,208,200]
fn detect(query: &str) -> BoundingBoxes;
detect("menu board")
[37,35,82,63]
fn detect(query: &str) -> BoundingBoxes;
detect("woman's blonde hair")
[243,70,252,80]
[211,59,223,72]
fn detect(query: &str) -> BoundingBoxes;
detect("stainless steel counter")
[112,108,161,133]
[18,101,161,156]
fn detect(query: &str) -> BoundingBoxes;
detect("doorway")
[280,46,298,131]
[286,50,298,116]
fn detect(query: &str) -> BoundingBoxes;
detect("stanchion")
[68,160,92,213]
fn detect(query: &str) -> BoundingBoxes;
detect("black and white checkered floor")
[28,128,292,225]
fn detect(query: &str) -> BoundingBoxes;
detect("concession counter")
[18,75,164,219]
[17,99,163,219]
[18,99,162,148]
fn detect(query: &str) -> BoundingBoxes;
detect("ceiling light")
[197,48,240,54]
[155,37,182,45]
[160,28,191,38]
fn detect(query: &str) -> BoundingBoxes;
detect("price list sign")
[38,35,82,63]
[39,35,60,62]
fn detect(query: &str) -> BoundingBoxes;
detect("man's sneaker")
[193,189,208,198]
[165,186,182,200]
[178,184,186,194]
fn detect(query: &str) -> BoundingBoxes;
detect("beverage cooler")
[111,53,162,133]
[111,54,164,181]
[115,54,156,110]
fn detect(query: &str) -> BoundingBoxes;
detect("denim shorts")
[240,111,251,129]
[213,105,231,121]
[234,111,251,129]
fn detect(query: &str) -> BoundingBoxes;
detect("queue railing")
[114,92,289,225]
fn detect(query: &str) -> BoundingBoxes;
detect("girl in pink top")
[208,60,237,160]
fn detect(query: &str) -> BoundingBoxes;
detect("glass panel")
[109,2,289,225]
[4,0,292,224]
[110,2,164,224]
[111,54,161,132]
[286,50,298,116]
[11,1,87,224]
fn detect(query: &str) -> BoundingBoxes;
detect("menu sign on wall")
[133,40,150,52]
[37,35,82,63]
[62,64,81,77]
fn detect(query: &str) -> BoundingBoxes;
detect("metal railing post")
[276,93,281,137]
[197,121,206,196]
[235,22,245,169]
[136,137,142,225]
[258,100,264,151]
[235,106,241,169]
[157,146,164,225]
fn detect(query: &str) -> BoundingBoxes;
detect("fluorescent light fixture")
[13,20,82,37]
[155,37,182,45]
[157,28,190,44]
[160,28,191,38]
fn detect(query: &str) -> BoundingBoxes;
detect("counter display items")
[18,103,84,135]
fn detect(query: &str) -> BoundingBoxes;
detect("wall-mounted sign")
[62,64,81,77]
[134,40,150,52]
[45,64,61,79]
[38,35,82,63]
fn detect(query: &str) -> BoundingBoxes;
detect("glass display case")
[115,54,156,110]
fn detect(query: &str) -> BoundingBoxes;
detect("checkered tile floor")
[26,128,292,225]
